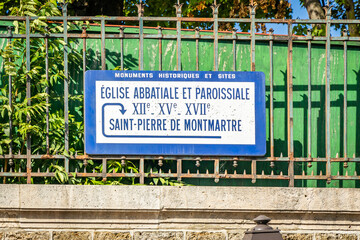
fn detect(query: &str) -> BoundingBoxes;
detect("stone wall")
[1,230,359,239]
[1,185,360,240]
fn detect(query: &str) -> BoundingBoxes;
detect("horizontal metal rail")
[0,1,359,186]
[1,33,360,42]
[1,15,360,25]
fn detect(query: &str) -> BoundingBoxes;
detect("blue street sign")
[85,70,266,156]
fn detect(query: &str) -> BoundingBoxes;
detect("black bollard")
[242,215,283,240]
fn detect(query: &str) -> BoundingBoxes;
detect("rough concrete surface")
[0,231,359,240]
[3,231,49,240]
[161,186,360,212]
[134,231,183,240]
[94,232,132,240]
[52,231,91,240]
[19,185,160,210]
[2,186,360,233]
[0,185,358,212]
[185,232,226,240]
[315,233,358,240]
[227,232,244,240]
[0,185,19,209]
[283,233,313,240]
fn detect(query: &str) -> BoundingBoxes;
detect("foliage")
[0,1,186,186]
[0,0,20,15]
[135,0,292,31]
[63,0,293,32]
[297,0,360,36]
[0,0,82,157]
[0,0,84,184]
[293,21,310,35]
[186,0,291,31]
[146,166,184,186]
[331,0,360,35]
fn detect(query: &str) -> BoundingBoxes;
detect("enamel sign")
[85,70,265,155]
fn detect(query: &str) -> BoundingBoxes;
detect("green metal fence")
[0,2,360,187]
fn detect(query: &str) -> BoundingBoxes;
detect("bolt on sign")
[85,71,265,155]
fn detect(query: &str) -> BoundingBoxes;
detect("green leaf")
[63,149,71,158]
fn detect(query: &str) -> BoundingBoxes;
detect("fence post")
[287,21,294,187]
[249,3,256,71]
[62,3,69,173]
[136,2,144,70]
[211,0,220,71]
[26,16,32,184]
[324,5,331,184]
[174,0,183,71]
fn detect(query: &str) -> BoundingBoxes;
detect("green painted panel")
[1,23,359,187]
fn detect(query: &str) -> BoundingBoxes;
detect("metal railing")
[0,1,360,187]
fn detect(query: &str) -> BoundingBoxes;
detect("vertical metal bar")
[119,27,124,70]
[343,29,348,161]
[45,27,49,154]
[101,18,106,70]
[4,26,13,184]
[214,158,219,183]
[102,158,107,181]
[175,1,183,71]
[249,4,256,71]
[212,2,219,71]
[136,2,144,70]
[195,27,199,71]
[63,4,69,173]
[232,28,237,71]
[307,29,312,160]
[82,25,87,81]
[7,26,13,156]
[82,25,87,155]
[287,21,294,187]
[26,16,31,184]
[325,6,331,183]
[251,160,256,183]
[177,158,182,182]
[269,28,274,158]
[140,157,144,184]
[158,26,162,71]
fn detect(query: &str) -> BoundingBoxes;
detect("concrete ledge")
[1,185,360,234]
[2,185,360,212]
